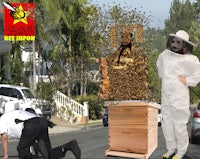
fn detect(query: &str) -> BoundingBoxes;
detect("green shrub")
[35,82,54,102]
[75,95,104,120]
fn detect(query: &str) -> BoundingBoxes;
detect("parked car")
[158,108,162,126]
[0,84,52,119]
[190,101,200,144]
[102,107,108,127]
[102,106,162,127]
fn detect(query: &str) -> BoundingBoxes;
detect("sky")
[89,0,197,29]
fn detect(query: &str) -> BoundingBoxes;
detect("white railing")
[53,91,88,122]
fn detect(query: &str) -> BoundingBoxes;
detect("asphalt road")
[0,126,200,159]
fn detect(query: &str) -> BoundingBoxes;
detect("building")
[0,18,11,80]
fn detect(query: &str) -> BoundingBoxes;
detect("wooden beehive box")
[105,101,159,159]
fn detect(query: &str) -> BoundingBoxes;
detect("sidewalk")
[48,124,84,134]
[48,116,103,135]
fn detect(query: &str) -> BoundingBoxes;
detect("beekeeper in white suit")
[156,30,200,159]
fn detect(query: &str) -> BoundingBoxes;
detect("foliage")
[144,28,166,53]
[75,95,104,120]
[86,81,100,95]
[190,46,200,103]
[10,42,23,84]
[164,0,196,36]
[147,51,161,103]
[1,42,26,85]
[35,0,100,97]
[35,81,55,103]
[189,21,200,47]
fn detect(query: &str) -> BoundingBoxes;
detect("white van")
[0,84,52,119]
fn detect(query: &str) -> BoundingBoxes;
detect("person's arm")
[185,56,200,87]
[1,133,8,159]
[47,120,56,128]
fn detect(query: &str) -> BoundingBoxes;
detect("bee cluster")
[98,24,149,101]
[109,24,143,48]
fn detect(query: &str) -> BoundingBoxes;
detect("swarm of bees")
[98,24,149,101]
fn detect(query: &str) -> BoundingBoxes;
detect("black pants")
[17,117,68,159]
[17,117,52,159]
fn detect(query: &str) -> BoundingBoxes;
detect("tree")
[143,27,166,53]
[190,0,200,48]
[164,0,196,36]
[143,28,166,103]
[188,0,200,103]
[34,0,99,97]
[148,50,161,103]
[9,42,24,85]
[163,0,200,103]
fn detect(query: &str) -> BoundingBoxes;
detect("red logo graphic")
[3,2,35,41]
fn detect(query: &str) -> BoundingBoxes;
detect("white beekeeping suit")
[156,30,200,159]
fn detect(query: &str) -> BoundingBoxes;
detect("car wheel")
[103,121,108,127]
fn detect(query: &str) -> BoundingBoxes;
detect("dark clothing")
[17,117,51,159]
[16,117,81,159]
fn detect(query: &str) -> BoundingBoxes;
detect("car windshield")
[21,89,35,99]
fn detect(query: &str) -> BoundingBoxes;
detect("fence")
[53,91,88,123]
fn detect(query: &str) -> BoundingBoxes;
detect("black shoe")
[63,140,81,159]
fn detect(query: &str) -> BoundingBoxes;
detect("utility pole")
[32,40,36,91]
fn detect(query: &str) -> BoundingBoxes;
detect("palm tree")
[36,0,96,97]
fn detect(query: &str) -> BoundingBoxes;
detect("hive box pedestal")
[105,101,159,159]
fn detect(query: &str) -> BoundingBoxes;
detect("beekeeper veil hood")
[167,30,194,54]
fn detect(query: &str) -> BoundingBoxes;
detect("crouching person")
[0,109,81,159]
